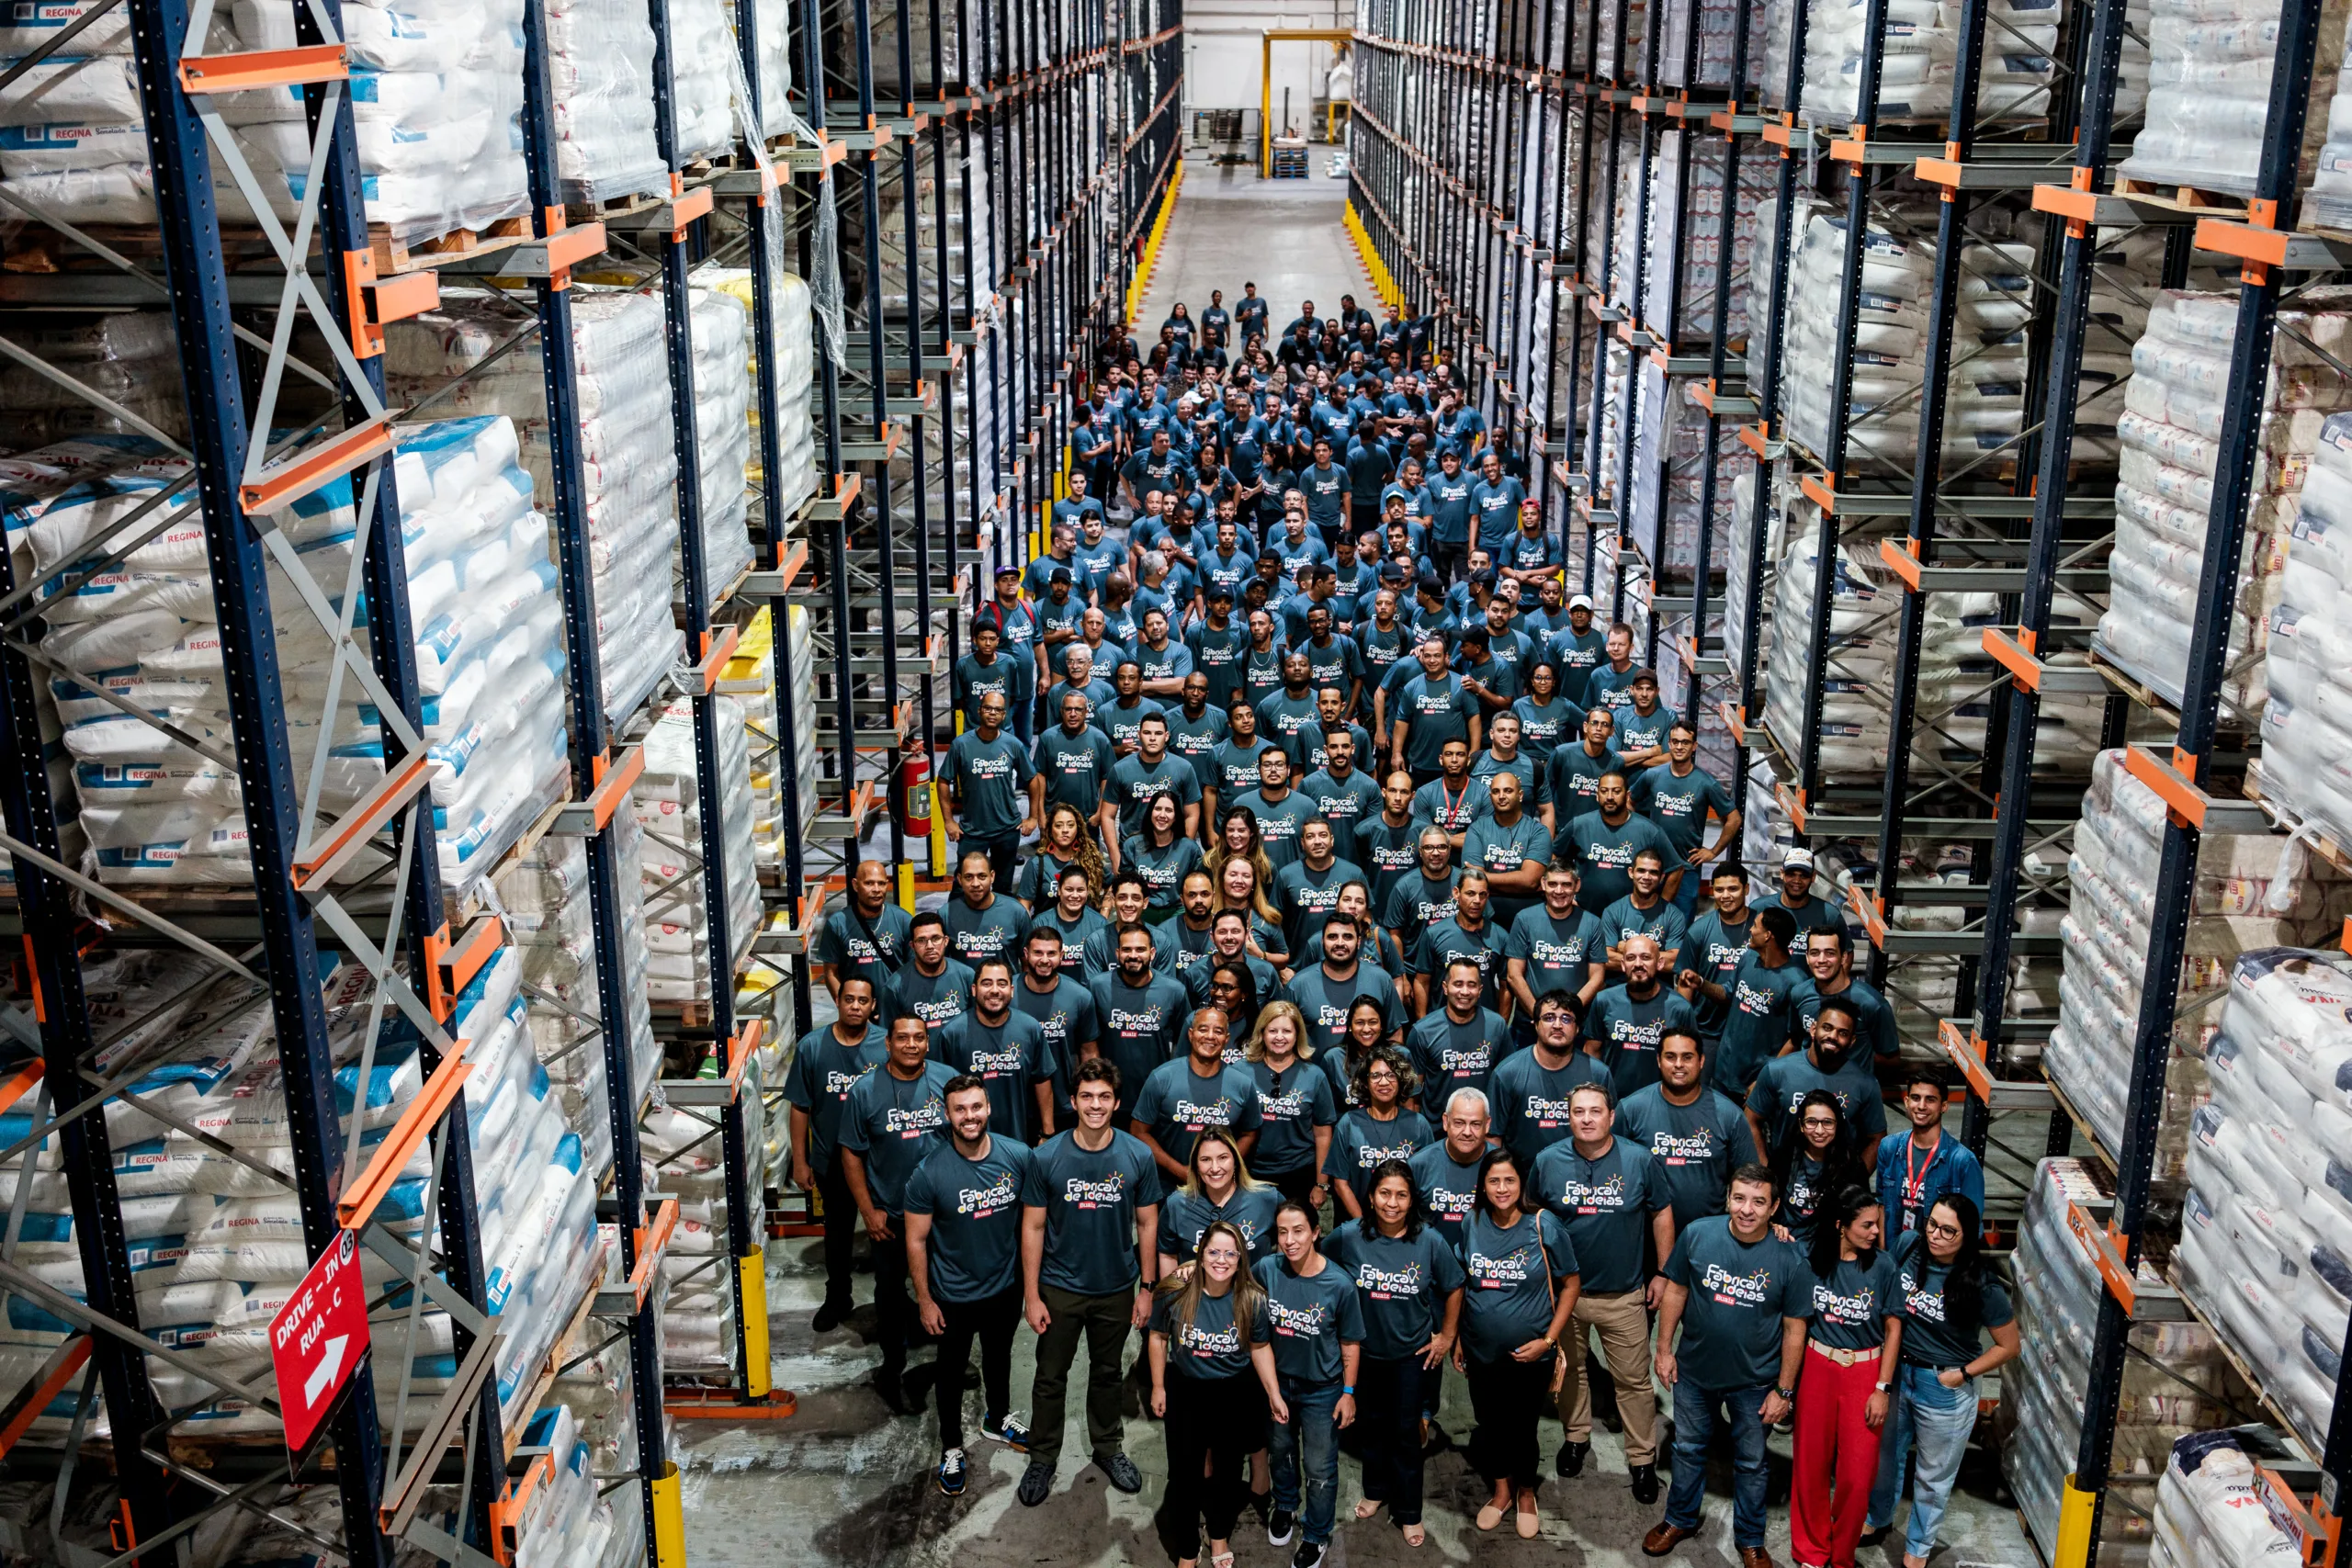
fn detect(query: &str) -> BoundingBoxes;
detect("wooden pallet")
[2111,175,2261,220]
[368,214,530,278]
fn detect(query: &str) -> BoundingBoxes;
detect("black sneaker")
[811,1297,851,1333]
[1556,1439,1590,1478]
[1630,1463,1659,1505]
[1267,1507,1296,1546]
[1017,1461,1054,1506]
[1293,1542,1327,1568]
[980,1411,1030,1450]
[1100,1453,1145,1494]
[876,1370,915,1416]
[936,1447,967,1496]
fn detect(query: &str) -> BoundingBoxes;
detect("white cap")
[1567,593,1595,611]
[1782,848,1816,871]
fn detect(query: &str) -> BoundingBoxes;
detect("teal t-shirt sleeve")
[901,1157,938,1215]
[1542,1208,1579,1280]
[1742,1068,1773,1121]
[1663,1226,1694,1288]
[1429,1233,1467,1292]
[1128,1138,1164,1208]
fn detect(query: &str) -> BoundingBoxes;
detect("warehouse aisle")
[1133,157,1370,343]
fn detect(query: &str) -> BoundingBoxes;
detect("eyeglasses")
[1924,1221,1963,1238]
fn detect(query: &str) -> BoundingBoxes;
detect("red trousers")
[1792,1344,1886,1568]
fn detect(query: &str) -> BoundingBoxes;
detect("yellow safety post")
[928,779,948,879]
[738,1255,771,1397]
[650,1462,688,1568]
[897,859,916,911]
[2052,1473,2099,1568]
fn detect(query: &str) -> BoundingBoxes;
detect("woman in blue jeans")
[1862,1194,2020,1567]
[1253,1201,1363,1568]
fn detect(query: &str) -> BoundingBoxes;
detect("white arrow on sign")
[304,1336,348,1407]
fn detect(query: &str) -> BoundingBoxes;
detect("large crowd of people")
[785,295,2018,1568]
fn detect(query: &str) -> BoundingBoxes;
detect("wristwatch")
[1873,1380,1892,1392]
[1775,1386,1794,1401]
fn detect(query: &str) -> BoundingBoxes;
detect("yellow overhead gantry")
[1260,29,1353,177]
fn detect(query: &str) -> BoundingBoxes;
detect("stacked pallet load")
[2256,412,2352,833]
[2096,290,2352,720]
[545,0,667,201]
[700,264,820,521]
[2150,1429,2305,1568]
[2046,750,2352,1186]
[634,694,762,1009]
[2119,0,2346,196]
[2002,1156,2251,1566]
[687,271,761,604]
[0,314,187,446]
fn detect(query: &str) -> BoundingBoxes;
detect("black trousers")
[1357,1355,1431,1526]
[1430,542,1467,583]
[967,831,1021,893]
[934,1287,1022,1448]
[1464,1352,1553,1491]
[819,1154,857,1308]
[871,1224,916,1373]
[1157,1372,1260,1561]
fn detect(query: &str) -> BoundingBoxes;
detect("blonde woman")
[1208,846,1288,966]
[1246,1000,1338,1210]
[1205,808,1280,905]
[1150,1221,1288,1568]
[1159,1128,1282,1274]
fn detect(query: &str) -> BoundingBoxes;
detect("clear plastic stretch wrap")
[700,264,820,521]
[2046,751,2352,1190]
[387,290,685,726]
[2260,412,2352,840]
[1797,0,2090,125]
[1643,131,1775,349]
[543,0,666,201]
[1628,370,1754,577]
[9,419,567,894]
[2312,17,2352,229]
[686,270,759,604]
[0,312,187,448]
[718,605,800,869]
[2181,950,2352,1455]
[2120,0,2346,196]
[2151,1430,2306,1568]
[667,0,738,163]
[2002,1156,2248,1568]
[2096,290,2352,719]
[635,694,761,1008]
[0,952,608,1458]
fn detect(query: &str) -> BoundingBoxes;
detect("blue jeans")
[1267,1376,1341,1542]
[1665,1380,1772,1549]
[1672,874,1700,916]
[1866,1364,1980,1557]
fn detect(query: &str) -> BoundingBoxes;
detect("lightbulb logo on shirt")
[821,1066,874,1100]
[1354,1261,1425,1300]
[956,1173,1019,1219]
[1520,1093,1576,1129]
[1527,936,1590,969]
[1812,1280,1880,1326]
[884,1100,946,1139]
[1171,1096,1240,1128]
[1064,1175,1128,1210]
[1267,1298,1329,1337]
[1107,1005,1169,1037]
[1556,1171,1628,1213]
[1702,1262,1774,1307]
[1901,1270,1947,1324]
[1647,1129,1721,1167]
[1259,1088,1310,1120]
[962,1044,1028,1079]
[1468,1244,1538,1286]
[1178,1318,1245,1358]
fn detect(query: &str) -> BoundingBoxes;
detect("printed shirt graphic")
[1161,1184,1284,1264]
[1149,1287,1274,1380]
[887,959,975,1033]
[1586,983,1703,1100]
[1407,1007,1510,1105]
[1809,1249,1902,1353]
[1746,1051,1890,1149]
[1085,973,1192,1117]
[932,1011,1054,1145]
[1711,954,1804,1095]
[1893,1230,2014,1370]
[1616,1084,1757,1232]
[1507,906,1603,997]
[812,903,912,993]
[1021,1129,1162,1296]
[1250,1058,1340,1176]
[1487,1044,1614,1163]
[903,1139,1035,1303]
[781,1023,888,1170]
[1531,1136,1662,1294]
[1321,1107,1436,1188]
[1564,811,1676,915]
[1254,1255,1367,1384]
[1133,1058,1264,1165]
[1456,1209,1577,1362]
[1409,1143,1487,1247]
[1662,1216,1813,1390]
[837,1063,958,1213]
[1681,909,1753,1033]
[944,731,1035,838]
[1327,1218,1468,1358]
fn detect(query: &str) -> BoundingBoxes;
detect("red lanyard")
[1440,776,1469,824]
[1904,1134,1939,1209]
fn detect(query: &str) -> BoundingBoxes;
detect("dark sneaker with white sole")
[980,1412,1030,1450]
[1267,1508,1296,1546]
[1017,1461,1054,1506]
[935,1448,967,1496]
[1293,1542,1327,1568]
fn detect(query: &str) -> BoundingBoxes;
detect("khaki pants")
[1556,1287,1659,1465]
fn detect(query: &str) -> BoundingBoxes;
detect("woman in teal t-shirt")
[1148,1221,1287,1566]
[1321,1045,1434,1218]
[1452,1147,1580,1538]
[1123,793,1205,919]
[1792,1184,1903,1568]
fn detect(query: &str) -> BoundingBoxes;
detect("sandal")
[1353,1500,1385,1521]
[1211,1555,1235,1568]
[1402,1523,1427,1548]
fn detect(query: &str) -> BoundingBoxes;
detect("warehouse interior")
[0,0,2346,1566]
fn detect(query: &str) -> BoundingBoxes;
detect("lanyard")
[1439,775,1470,825]
[1902,1135,1939,1220]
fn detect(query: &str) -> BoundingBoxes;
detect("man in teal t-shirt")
[1679,905,1803,1097]
[945,692,1035,890]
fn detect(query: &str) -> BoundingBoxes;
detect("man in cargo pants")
[1016,1056,1160,1506]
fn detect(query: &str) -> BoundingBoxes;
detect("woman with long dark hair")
[1150,1219,1286,1567]
[1016,801,1106,908]
[1325,1161,1464,1549]
[1791,1185,1903,1568]
[1322,994,1390,1111]
[1323,1045,1434,1219]
[1861,1193,2020,1568]
[1451,1147,1579,1538]
[1125,793,1205,920]
[1771,1090,1870,1247]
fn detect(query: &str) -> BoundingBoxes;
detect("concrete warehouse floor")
[675,179,2040,1568]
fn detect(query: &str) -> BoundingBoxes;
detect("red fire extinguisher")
[897,752,933,840]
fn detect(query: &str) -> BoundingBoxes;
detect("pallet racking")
[0,0,1170,1562]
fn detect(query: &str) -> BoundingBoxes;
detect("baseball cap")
[1471,568,1498,590]
[994,563,1021,579]
[1568,593,1595,610]
[1206,581,1235,601]
[1379,562,1408,582]
[1782,848,1816,872]
[1048,567,1073,585]
[1630,667,1659,685]
[1415,570,1446,598]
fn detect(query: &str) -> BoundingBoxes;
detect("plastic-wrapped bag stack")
[635,694,761,1007]
[1799,0,2065,125]
[699,264,820,521]
[2097,290,2352,719]
[1658,0,1770,88]
[1645,134,1775,349]
[389,292,684,725]
[2151,1430,2304,1568]
[223,0,529,244]
[2120,0,2346,196]
[2046,750,2352,1188]
[493,824,660,1171]
[504,1404,642,1568]
[2259,412,2352,836]
[2309,17,2352,229]
[667,0,737,163]
[2002,1156,2248,1567]
[18,418,567,893]
[1780,209,1931,471]
[0,314,187,447]
[736,0,795,140]
[2182,949,2352,1449]
[544,0,667,201]
[718,607,785,870]
[686,273,758,604]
